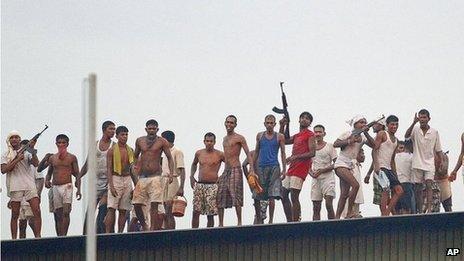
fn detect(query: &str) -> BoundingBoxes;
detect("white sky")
[1,1,463,239]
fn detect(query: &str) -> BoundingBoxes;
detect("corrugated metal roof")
[2,212,464,260]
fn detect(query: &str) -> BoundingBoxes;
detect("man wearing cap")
[1,131,42,239]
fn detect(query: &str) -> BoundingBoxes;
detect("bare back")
[50,153,78,185]
[135,136,167,175]
[223,133,247,168]
[197,149,224,183]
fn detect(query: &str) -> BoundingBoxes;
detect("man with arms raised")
[405,109,443,213]
[190,132,224,228]
[253,115,286,224]
[45,134,81,236]
[217,115,254,226]
[279,112,316,222]
[132,119,174,231]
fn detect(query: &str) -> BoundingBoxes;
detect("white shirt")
[410,125,442,171]
[395,152,413,183]
[162,146,185,177]
[1,151,36,192]
[338,131,367,160]
[312,142,337,180]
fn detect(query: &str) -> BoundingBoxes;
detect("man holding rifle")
[1,130,42,239]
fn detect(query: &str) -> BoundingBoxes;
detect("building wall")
[2,212,463,261]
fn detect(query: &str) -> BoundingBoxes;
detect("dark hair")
[418,109,430,118]
[264,114,276,121]
[314,124,325,131]
[56,134,69,143]
[404,139,413,152]
[225,115,237,123]
[146,119,159,127]
[398,140,406,146]
[299,111,313,123]
[204,132,216,141]
[161,130,175,143]
[116,126,129,135]
[102,120,115,131]
[386,115,399,124]
[20,139,29,145]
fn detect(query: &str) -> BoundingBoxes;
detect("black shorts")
[380,168,401,189]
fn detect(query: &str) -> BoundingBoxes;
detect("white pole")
[82,78,88,222]
[86,73,97,261]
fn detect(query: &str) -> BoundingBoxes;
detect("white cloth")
[395,152,413,183]
[346,115,365,127]
[352,161,364,204]
[337,131,367,161]
[161,146,185,177]
[312,143,337,172]
[377,131,397,170]
[2,151,35,193]
[410,126,442,171]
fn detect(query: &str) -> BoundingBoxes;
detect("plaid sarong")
[217,167,243,208]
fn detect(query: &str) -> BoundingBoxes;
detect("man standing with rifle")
[275,82,316,222]
[2,127,47,239]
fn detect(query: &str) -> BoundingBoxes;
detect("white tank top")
[96,140,114,182]
[377,131,397,170]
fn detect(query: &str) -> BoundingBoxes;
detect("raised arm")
[279,118,294,144]
[38,153,53,172]
[405,113,419,139]
[279,133,287,178]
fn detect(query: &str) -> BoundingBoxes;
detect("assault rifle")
[14,125,48,158]
[272,82,290,139]
[351,115,385,136]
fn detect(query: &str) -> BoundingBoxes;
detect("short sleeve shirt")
[1,151,36,192]
[287,129,315,180]
[312,142,337,172]
[410,126,442,171]
[162,146,185,177]
[395,152,413,183]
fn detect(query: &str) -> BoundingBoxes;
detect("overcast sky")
[2,1,464,239]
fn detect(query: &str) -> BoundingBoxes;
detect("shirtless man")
[217,115,254,226]
[132,119,174,231]
[1,131,41,239]
[333,115,374,219]
[449,132,464,183]
[76,120,115,234]
[45,134,81,236]
[105,126,135,233]
[373,115,404,216]
[190,132,224,228]
[279,112,316,222]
